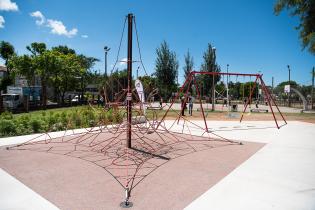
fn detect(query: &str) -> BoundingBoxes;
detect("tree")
[183,50,194,82]
[154,41,178,99]
[0,41,15,75]
[200,43,221,97]
[26,42,46,56]
[25,42,48,108]
[10,55,35,86]
[274,0,315,54]
[52,45,75,55]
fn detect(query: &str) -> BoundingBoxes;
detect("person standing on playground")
[181,96,186,116]
[189,96,194,116]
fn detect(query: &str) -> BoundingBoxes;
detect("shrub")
[15,115,32,135]
[47,111,57,127]
[51,122,64,131]
[113,111,123,123]
[0,119,17,137]
[0,111,13,120]
[30,118,45,133]
[71,110,82,128]
[107,109,113,122]
[60,111,69,127]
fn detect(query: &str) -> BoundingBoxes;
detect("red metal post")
[240,76,259,122]
[192,73,209,132]
[156,72,192,130]
[259,76,280,128]
[259,76,287,127]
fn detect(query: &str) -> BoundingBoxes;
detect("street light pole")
[311,67,314,110]
[211,47,216,111]
[272,76,274,95]
[287,65,291,107]
[226,64,229,110]
[104,46,110,76]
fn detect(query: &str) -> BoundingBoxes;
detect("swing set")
[157,71,287,130]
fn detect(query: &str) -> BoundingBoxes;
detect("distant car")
[71,95,79,102]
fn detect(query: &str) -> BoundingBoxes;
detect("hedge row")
[0,107,123,137]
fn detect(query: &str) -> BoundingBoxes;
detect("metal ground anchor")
[120,187,133,208]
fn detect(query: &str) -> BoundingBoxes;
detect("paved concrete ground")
[0,125,262,210]
[0,120,314,210]
[183,121,315,210]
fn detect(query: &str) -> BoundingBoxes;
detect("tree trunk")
[0,92,3,113]
[41,79,47,110]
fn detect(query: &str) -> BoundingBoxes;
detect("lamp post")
[104,46,110,76]
[287,65,291,107]
[226,64,229,110]
[312,67,314,109]
[211,47,216,111]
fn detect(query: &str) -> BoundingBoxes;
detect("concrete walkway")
[184,121,315,210]
[0,168,59,210]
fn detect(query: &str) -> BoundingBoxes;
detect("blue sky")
[0,0,314,86]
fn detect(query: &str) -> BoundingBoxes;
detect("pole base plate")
[120,201,133,208]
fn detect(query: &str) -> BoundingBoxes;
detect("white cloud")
[81,34,88,38]
[119,58,127,66]
[0,0,18,11]
[46,19,78,38]
[30,11,78,38]
[30,11,45,25]
[0,15,4,28]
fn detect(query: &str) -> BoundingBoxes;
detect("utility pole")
[126,13,133,149]
[287,65,291,107]
[211,47,216,111]
[312,67,314,110]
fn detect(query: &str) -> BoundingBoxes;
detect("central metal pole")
[127,13,133,149]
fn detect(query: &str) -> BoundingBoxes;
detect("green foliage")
[30,118,45,133]
[0,119,16,137]
[200,43,221,97]
[26,42,46,56]
[8,42,99,106]
[0,41,15,73]
[155,41,179,99]
[0,106,126,138]
[183,50,194,81]
[1,111,13,120]
[113,111,123,123]
[274,0,315,54]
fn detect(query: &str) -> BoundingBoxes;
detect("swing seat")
[250,108,268,113]
[146,106,163,110]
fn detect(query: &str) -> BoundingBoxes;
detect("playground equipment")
[158,71,287,130]
[4,13,287,208]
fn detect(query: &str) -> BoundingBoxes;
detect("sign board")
[126,93,132,101]
[284,85,290,93]
[135,79,145,103]
[7,86,23,95]
[258,89,262,95]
